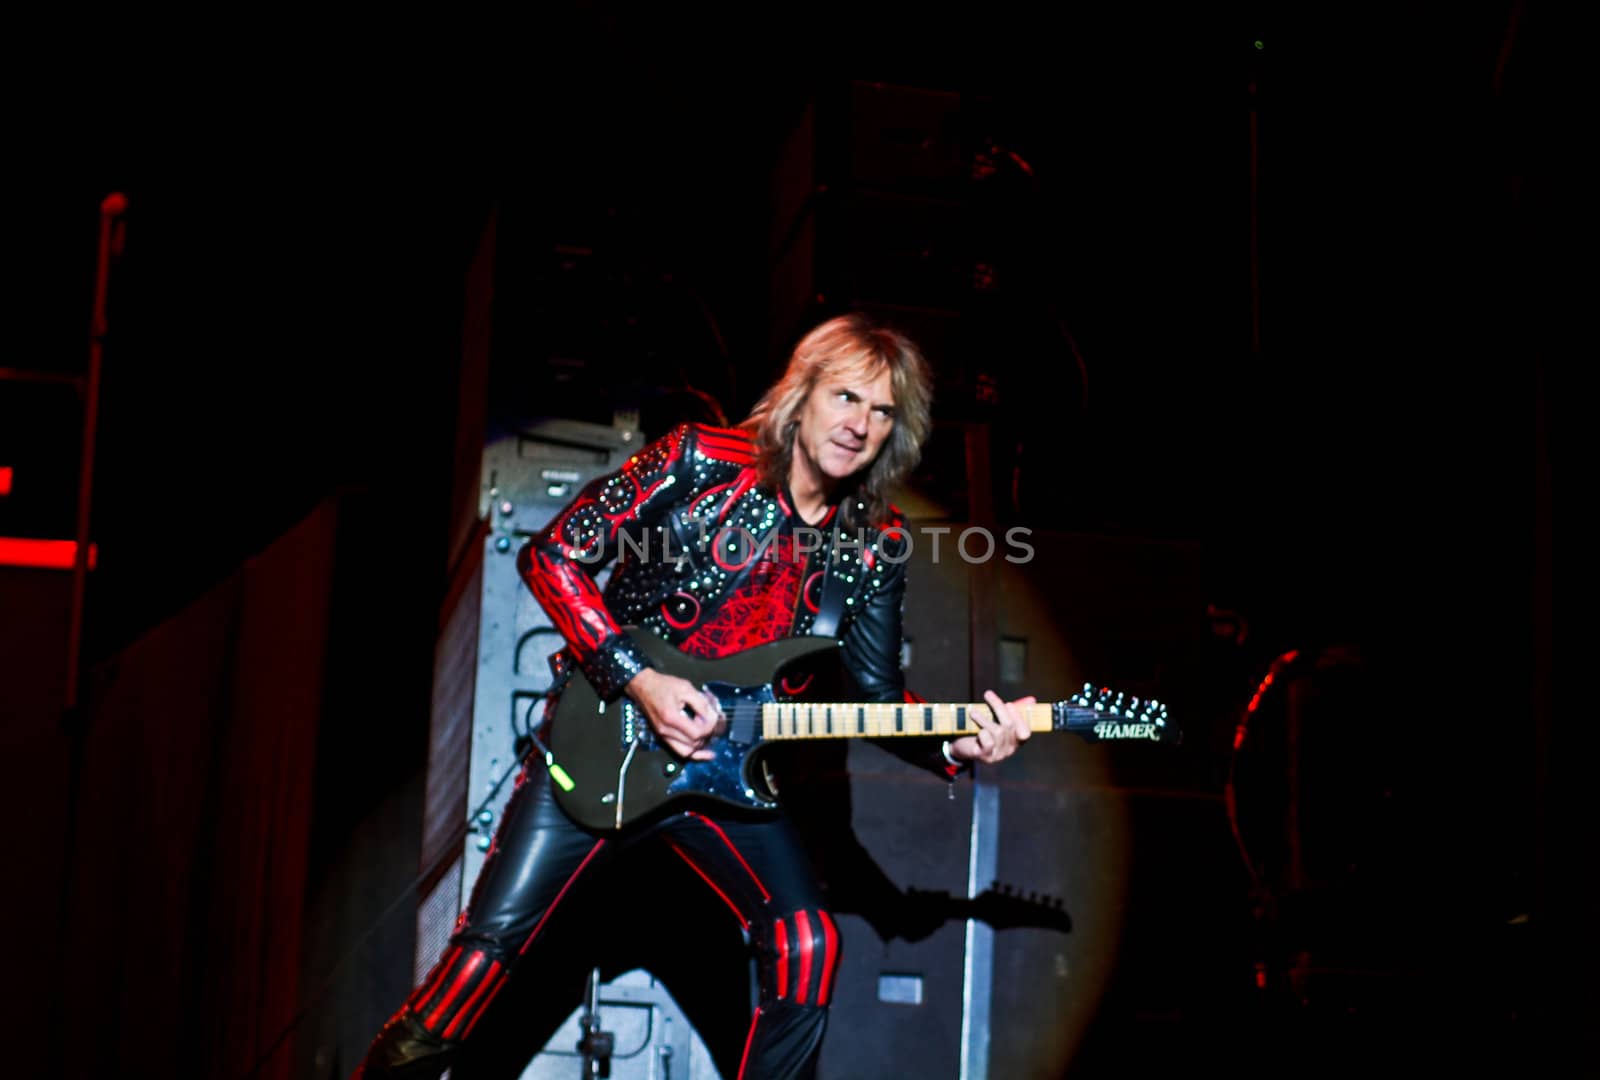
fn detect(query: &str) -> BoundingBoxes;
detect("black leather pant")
[356,760,840,1079]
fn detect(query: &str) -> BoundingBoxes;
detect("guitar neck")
[760,701,1057,740]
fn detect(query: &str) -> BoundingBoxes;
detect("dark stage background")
[1,5,1566,1078]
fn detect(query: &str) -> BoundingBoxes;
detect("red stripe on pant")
[817,911,839,1006]
[667,841,750,928]
[794,911,814,1005]
[736,1006,762,1080]
[780,909,838,1005]
[447,961,503,1039]
[425,951,484,1029]
[774,917,789,999]
[518,840,608,955]
[689,812,772,901]
[407,945,462,1012]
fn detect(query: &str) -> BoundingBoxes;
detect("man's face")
[792,361,897,491]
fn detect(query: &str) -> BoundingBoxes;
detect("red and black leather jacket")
[516,422,959,778]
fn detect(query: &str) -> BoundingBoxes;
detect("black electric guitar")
[544,631,1179,832]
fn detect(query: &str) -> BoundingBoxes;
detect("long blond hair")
[742,314,933,531]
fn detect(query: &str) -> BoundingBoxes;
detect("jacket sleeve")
[839,541,969,782]
[515,423,694,700]
[838,555,908,703]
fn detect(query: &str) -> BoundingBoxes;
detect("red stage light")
[0,466,11,496]
[0,538,99,570]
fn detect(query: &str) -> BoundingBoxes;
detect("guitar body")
[547,633,840,831]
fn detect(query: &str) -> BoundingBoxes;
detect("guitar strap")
[808,523,850,639]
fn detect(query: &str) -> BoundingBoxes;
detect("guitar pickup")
[620,701,639,749]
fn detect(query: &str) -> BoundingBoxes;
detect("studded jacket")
[516,422,958,779]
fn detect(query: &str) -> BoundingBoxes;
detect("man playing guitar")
[356,314,1034,1079]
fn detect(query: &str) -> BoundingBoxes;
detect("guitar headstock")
[1054,684,1181,745]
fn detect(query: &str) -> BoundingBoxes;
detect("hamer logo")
[1093,721,1161,741]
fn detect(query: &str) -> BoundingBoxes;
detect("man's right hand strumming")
[625,668,724,761]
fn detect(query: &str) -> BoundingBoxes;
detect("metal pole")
[960,777,998,1080]
[64,191,125,711]
[959,422,998,1080]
